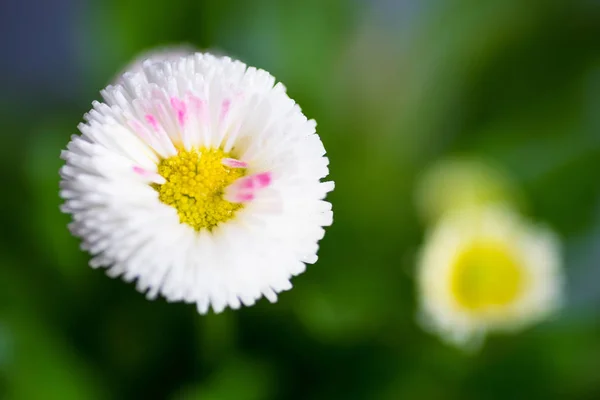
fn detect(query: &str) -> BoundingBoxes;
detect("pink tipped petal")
[236,193,255,202]
[187,94,206,118]
[235,172,272,191]
[170,97,187,126]
[240,177,255,190]
[222,158,248,168]
[224,172,273,203]
[255,172,272,189]
[145,114,160,130]
[224,186,254,203]
[220,98,231,122]
[127,119,150,140]
[132,166,165,184]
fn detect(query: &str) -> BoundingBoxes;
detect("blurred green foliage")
[1,0,600,399]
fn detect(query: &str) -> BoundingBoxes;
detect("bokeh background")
[2,0,600,398]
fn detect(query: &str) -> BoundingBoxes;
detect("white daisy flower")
[417,207,563,348]
[60,52,334,314]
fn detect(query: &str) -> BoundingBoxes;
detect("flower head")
[60,53,334,313]
[417,207,563,348]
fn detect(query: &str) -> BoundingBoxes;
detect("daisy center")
[450,242,524,312]
[153,148,246,231]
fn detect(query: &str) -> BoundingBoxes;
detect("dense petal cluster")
[60,53,334,313]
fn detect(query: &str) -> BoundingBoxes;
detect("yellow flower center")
[450,241,524,312]
[153,148,246,231]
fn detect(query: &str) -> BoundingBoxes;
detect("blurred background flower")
[1,0,600,399]
[417,205,563,350]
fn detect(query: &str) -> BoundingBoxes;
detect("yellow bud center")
[450,241,524,312]
[153,148,245,231]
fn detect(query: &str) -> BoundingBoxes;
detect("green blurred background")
[2,0,600,398]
